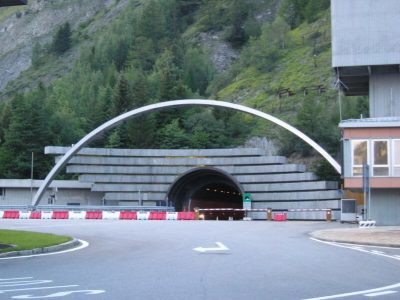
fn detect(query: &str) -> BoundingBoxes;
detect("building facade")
[332,0,400,225]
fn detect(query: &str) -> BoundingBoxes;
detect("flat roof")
[339,117,400,128]
[0,179,92,189]
[0,0,27,7]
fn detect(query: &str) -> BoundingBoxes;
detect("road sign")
[243,193,251,210]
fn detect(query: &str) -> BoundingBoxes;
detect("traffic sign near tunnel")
[243,193,252,210]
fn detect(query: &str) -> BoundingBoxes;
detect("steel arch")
[32,99,341,206]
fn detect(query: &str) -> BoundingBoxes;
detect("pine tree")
[52,22,72,54]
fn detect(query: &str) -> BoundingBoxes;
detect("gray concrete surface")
[310,226,400,247]
[1,220,400,300]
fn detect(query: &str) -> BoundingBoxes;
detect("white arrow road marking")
[193,242,229,253]
[0,278,33,281]
[0,280,52,287]
[12,290,105,299]
[0,286,79,294]
[303,282,400,300]
[364,290,398,297]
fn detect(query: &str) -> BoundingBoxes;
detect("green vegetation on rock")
[0,0,368,180]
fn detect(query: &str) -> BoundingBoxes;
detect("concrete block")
[251,190,341,201]
[46,146,267,157]
[104,192,166,201]
[58,155,287,167]
[252,200,341,210]
[243,181,338,192]
[92,184,169,193]
[80,174,177,184]
[236,172,317,183]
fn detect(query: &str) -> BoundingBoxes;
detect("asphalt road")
[0,220,399,300]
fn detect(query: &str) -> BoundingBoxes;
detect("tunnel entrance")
[167,168,244,217]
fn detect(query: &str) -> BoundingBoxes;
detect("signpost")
[362,164,370,221]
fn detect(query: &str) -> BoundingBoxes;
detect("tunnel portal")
[167,168,243,212]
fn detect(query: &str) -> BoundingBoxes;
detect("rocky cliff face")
[0,0,125,92]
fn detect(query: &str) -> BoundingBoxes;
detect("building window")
[372,140,389,176]
[393,139,400,176]
[352,140,368,176]
[0,188,4,197]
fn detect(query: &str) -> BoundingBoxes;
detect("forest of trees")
[0,0,366,180]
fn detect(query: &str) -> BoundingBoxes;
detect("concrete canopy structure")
[332,0,400,114]
[33,99,341,207]
[45,146,341,220]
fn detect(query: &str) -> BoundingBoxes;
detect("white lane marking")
[0,280,52,287]
[0,240,89,260]
[310,238,400,261]
[303,282,400,300]
[12,290,106,299]
[0,278,33,281]
[370,250,385,255]
[193,242,229,253]
[0,286,79,294]
[321,241,400,250]
[365,290,398,297]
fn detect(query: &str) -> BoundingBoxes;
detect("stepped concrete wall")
[45,146,341,219]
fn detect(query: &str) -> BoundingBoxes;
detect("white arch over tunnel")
[32,99,341,206]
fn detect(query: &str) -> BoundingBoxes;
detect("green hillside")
[0,0,368,180]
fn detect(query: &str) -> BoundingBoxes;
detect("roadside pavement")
[310,226,400,247]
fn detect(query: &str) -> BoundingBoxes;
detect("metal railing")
[0,205,175,212]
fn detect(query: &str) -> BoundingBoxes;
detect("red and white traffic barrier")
[0,210,4,219]
[41,211,53,219]
[69,211,86,220]
[137,212,150,220]
[166,212,178,220]
[102,211,120,220]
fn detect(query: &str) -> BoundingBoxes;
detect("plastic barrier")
[166,212,178,220]
[30,211,42,219]
[86,211,103,219]
[69,211,86,220]
[359,220,376,228]
[178,212,195,220]
[149,211,167,220]
[137,212,150,220]
[103,211,120,220]
[273,212,287,221]
[119,211,137,220]
[52,211,69,219]
[41,211,53,219]
[0,211,4,219]
[3,210,20,219]
[19,212,30,219]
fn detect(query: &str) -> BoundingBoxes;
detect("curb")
[309,232,400,248]
[0,238,81,258]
